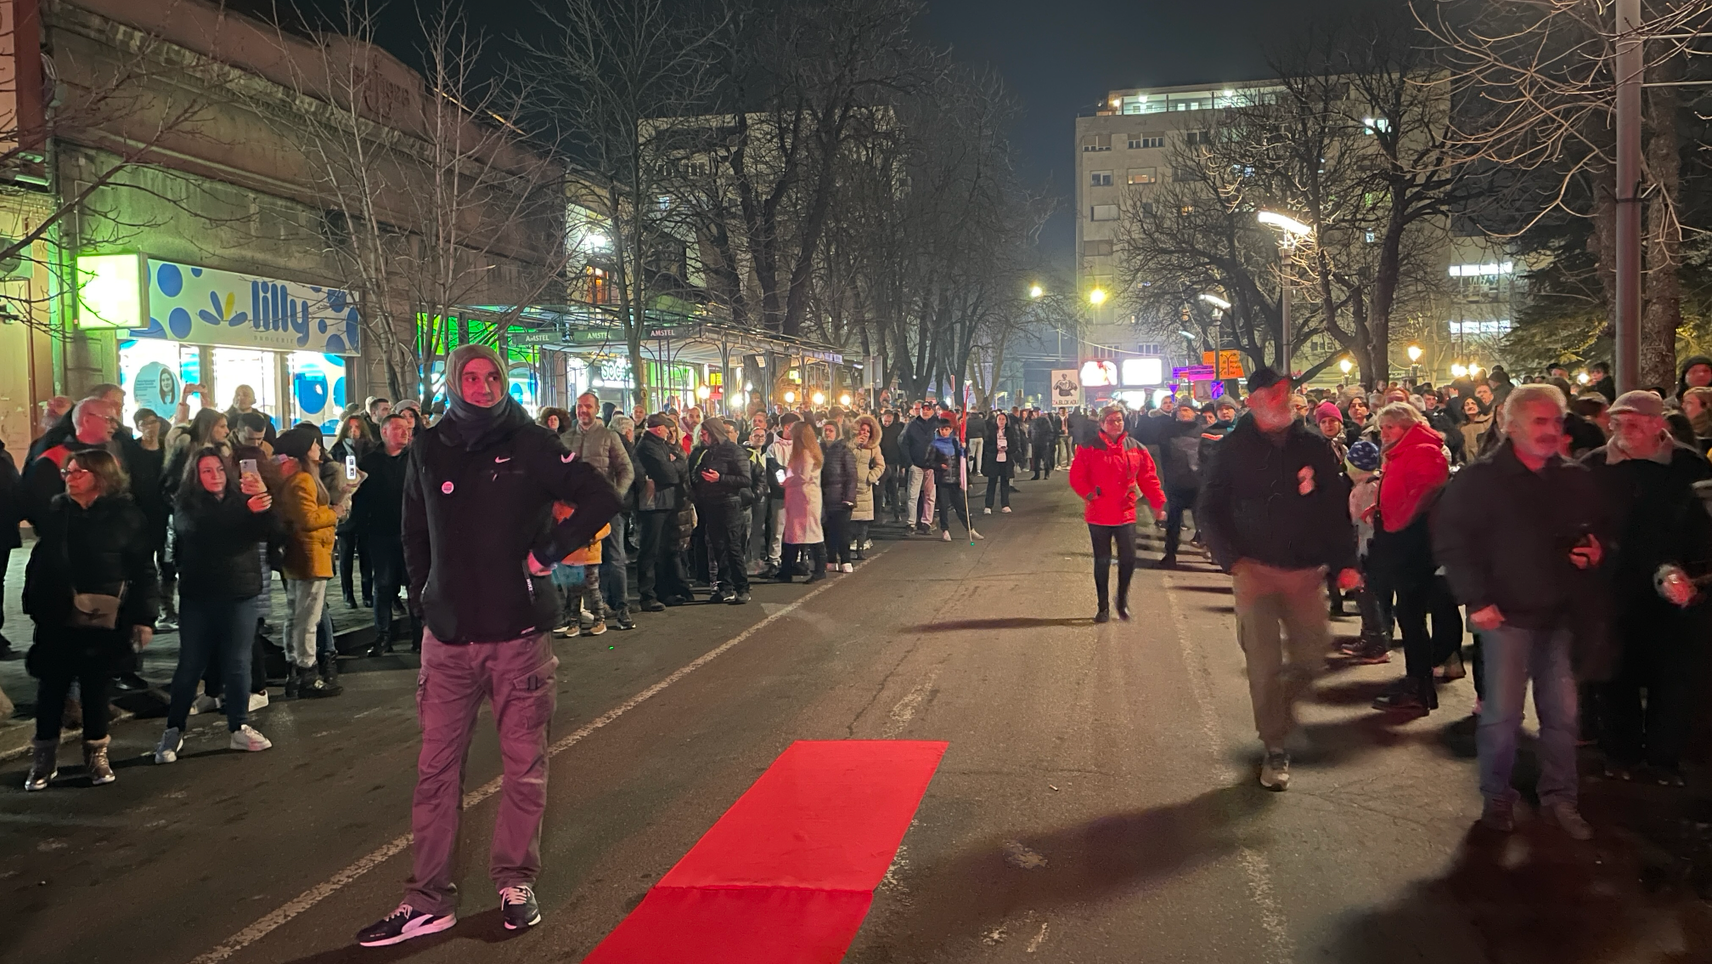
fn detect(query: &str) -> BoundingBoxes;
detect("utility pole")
[1615,0,1642,393]
[1278,245,1292,378]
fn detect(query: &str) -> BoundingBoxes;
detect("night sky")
[286,0,1395,267]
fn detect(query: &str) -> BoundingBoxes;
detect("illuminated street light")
[1088,287,1108,306]
[1450,363,1468,378]
[1257,210,1313,236]
[695,384,711,401]
[839,393,852,406]
[1339,357,1353,375]
[784,391,796,404]
[1468,361,1483,376]
[812,391,826,406]
[1029,284,1044,299]
[1407,345,1423,363]
[1577,371,1590,385]
[1198,293,1231,311]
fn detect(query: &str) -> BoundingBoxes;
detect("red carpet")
[583,740,948,964]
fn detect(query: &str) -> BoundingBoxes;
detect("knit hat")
[444,344,505,405]
[273,426,319,463]
[1314,401,1343,423]
[1346,439,1381,473]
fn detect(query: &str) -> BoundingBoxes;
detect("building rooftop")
[1092,80,1285,116]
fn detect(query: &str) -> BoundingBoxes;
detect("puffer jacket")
[851,436,885,522]
[880,418,905,471]
[982,419,1024,478]
[690,437,751,510]
[902,416,938,468]
[821,438,859,507]
[1377,422,1449,533]
[173,487,286,600]
[276,469,337,580]
[561,419,636,497]
[1068,431,1167,526]
[24,493,161,632]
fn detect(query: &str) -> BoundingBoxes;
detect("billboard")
[1050,369,1082,407]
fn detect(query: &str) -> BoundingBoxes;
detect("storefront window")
[211,348,279,426]
[289,352,348,435]
[117,339,199,430]
[508,364,539,415]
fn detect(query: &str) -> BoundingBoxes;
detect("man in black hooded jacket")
[356,344,620,947]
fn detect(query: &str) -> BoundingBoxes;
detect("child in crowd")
[929,418,981,543]
[552,502,610,638]
[1339,440,1392,664]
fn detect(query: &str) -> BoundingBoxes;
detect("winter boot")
[24,738,58,791]
[300,664,341,698]
[83,736,116,786]
[318,652,341,689]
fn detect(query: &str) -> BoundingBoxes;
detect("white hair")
[1501,383,1567,431]
[71,396,111,424]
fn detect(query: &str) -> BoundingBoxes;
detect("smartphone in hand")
[345,455,358,481]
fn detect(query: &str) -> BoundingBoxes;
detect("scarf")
[440,344,518,452]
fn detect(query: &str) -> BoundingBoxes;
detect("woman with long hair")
[778,420,826,583]
[849,415,885,561]
[154,447,283,763]
[329,414,374,609]
[270,427,343,698]
[23,449,160,790]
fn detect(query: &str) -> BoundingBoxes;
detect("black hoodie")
[403,400,622,644]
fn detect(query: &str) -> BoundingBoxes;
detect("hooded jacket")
[852,416,886,521]
[1196,414,1357,573]
[635,430,685,512]
[1377,422,1450,533]
[689,435,751,510]
[402,393,622,645]
[1068,431,1167,526]
[821,436,859,506]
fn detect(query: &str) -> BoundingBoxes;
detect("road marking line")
[882,669,940,738]
[1026,920,1050,953]
[188,562,870,964]
[1165,583,1295,964]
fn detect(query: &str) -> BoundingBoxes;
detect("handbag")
[68,588,125,630]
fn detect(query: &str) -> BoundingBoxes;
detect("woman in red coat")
[1069,406,1168,622]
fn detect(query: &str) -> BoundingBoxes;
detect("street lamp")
[1198,293,1231,312]
[1406,344,1422,385]
[784,390,796,405]
[1339,357,1353,375]
[839,393,852,407]
[1450,363,1468,378]
[1029,284,1044,299]
[812,391,826,407]
[695,384,711,401]
[1088,287,1108,306]
[1258,210,1313,377]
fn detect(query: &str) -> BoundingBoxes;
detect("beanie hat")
[1346,439,1381,473]
[273,426,319,464]
[1314,401,1343,423]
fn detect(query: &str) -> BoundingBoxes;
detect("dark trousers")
[636,510,689,603]
[851,519,871,555]
[824,504,853,564]
[1354,555,1395,641]
[936,481,970,534]
[370,537,415,641]
[1601,599,1702,769]
[338,530,371,603]
[1163,485,1198,558]
[601,515,630,615]
[706,507,750,594]
[33,627,123,741]
[782,541,826,576]
[1088,523,1136,611]
[985,473,1011,509]
[1394,575,1463,687]
[1031,449,1052,478]
[882,464,905,517]
[170,594,261,732]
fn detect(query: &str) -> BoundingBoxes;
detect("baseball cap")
[1247,367,1289,393]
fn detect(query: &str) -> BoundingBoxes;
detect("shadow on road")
[276,910,523,964]
[1327,823,1712,964]
[852,784,1273,960]
[907,617,1094,633]
[1171,584,1235,595]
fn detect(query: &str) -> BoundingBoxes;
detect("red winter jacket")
[1068,431,1168,526]
[1378,421,1449,532]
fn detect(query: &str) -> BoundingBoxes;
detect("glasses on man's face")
[60,466,90,479]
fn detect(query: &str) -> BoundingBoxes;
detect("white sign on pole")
[1050,369,1082,407]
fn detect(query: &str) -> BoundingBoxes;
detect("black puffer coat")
[635,431,684,512]
[821,438,858,506]
[25,493,161,632]
[981,419,1024,478]
[173,487,286,600]
[690,437,752,511]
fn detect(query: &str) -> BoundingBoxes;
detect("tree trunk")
[1641,83,1681,389]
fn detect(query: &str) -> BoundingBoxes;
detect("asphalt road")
[3,479,1710,964]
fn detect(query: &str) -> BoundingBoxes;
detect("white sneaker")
[983,507,992,515]
[971,530,984,540]
[154,727,182,764]
[1001,506,1012,514]
[188,694,218,716]
[229,724,272,752]
[248,691,269,711]
[862,539,873,550]
[941,531,951,542]
[840,563,853,573]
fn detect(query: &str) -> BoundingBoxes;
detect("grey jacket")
[561,420,636,498]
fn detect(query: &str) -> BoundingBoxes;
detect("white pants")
[906,466,936,527]
[285,578,328,669]
[967,437,984,476]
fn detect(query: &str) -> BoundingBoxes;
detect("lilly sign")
[77,254,361,356]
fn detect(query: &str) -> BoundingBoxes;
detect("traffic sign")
[1172,365,1216,380]
[1216,350,1245,380]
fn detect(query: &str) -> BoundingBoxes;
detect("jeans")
[967,437,984,475]
[407,630,556,915]
[906,465,936,527]
[767,498,786,566]
[824,504,853,565]
[284,578,328,669]
[370,537,413,641]
[170,594,261,732]
[706,506,750,593]
[601,515,630,615]
[1163,485,1198,559]
[881,465,904,517]
[1477,625,1578,806]
[984,473,1011,509]
[935,481,970,534]
[1232,560,1330,748]
[635,510,688,603]
[1088,522,1135,611]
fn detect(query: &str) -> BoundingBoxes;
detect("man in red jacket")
[1069,406,1167,623]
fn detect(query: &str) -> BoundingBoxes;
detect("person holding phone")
[271,427,343,698]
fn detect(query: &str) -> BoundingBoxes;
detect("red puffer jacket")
[1068,432,1168,526]
[1378,421,1449,532]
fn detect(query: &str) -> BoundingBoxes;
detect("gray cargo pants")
[1232,560,1331,749]
[406,629,557,914]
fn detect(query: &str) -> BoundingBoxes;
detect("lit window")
[1127,168,1157,185]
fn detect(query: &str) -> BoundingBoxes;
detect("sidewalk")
[0,537,379,760]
